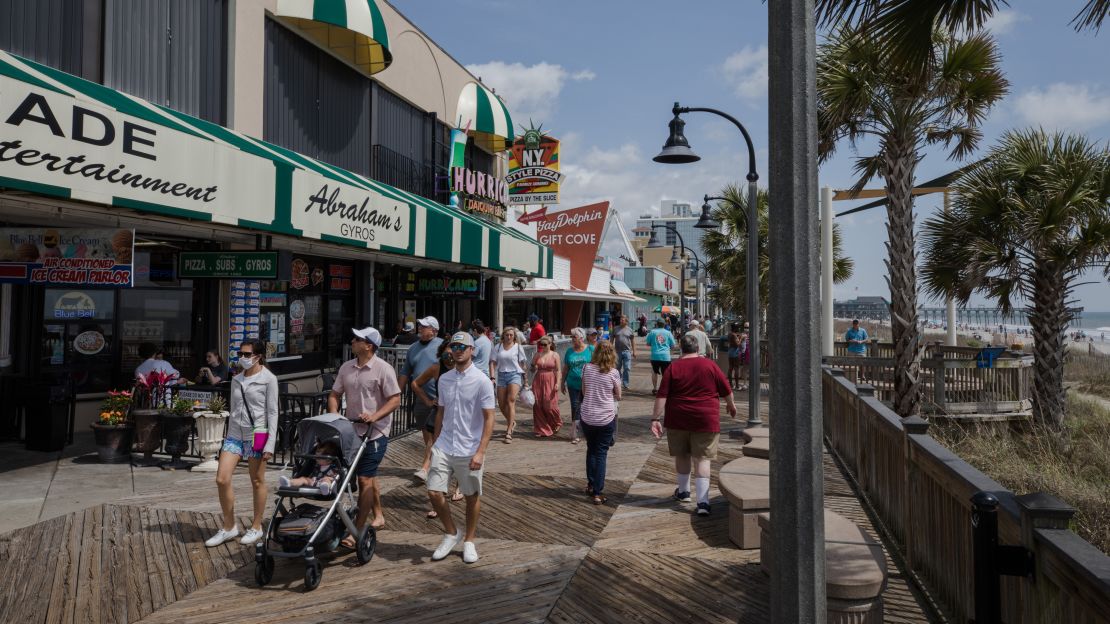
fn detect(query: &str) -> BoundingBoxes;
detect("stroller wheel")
[303,560,322,592]
[255,554,274,586]
[356,526,377,565]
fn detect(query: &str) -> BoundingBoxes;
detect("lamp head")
[669,246,683,264]
[653,105,700,164]
[646,229,664,249]
[695,197,720,229]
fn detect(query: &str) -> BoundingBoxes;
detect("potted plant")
[191,394,229,472]
[132,370,175,466]
[159,396,196,470]
[90,390,135,463]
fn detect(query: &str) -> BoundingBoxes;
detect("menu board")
[228,280,261,365]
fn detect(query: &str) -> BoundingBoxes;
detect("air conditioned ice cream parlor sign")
[0,227,134,286]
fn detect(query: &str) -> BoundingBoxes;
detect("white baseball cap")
[351,326,382,347]
[417,316,439,331]
[403,321,414,331]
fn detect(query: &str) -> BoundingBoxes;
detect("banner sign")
[412,271,483,298]
[508,125,564,206]
[178,251,289,279]
[0,227,134,286]
[446,128,509,221]
[534,202,609,290]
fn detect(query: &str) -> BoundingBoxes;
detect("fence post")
[868,338,880,357]
[1016,493,1076,622]
[933,347,946,412]
[855,384,874,490]
[902,415,929,571]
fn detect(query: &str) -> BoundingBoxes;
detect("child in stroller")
[279,441,340,495]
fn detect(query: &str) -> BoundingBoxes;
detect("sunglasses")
[449,344,470,352]
[238,351,254,357]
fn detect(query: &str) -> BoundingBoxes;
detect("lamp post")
[685,254,708,319]
[646,224,700,322]
[655,103,762,428]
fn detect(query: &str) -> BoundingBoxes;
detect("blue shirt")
[401,338,444,397]
[471,333,492,374]
[647,328,676,361]
[845,327,868,354]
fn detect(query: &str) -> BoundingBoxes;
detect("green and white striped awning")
[274,0,392,75]
[457,81,514,153]
[0,51,552,278]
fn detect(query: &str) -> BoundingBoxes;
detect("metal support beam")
[944,190,957,346]
[768,0,826,621]
[821,186,834,356]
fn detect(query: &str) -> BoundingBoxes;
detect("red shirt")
[529,322,546,344]
[659,356,731,432]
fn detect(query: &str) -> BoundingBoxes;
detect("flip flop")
[591,495,607,505]
[451,491,465,502]
[426,510,438,519]
[340,536,356,549]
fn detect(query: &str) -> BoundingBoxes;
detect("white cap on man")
[351,326,382,347]
[403,321,414,331]
[417,316,439,331]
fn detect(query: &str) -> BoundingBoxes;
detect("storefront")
[623,266,680,327]
[0,50,550,420]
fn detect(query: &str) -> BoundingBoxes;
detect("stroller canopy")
[295,413,362,466]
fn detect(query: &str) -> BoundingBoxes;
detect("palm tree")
[702,184,854,318]
[921,129,1110,429]
[816,1,1107,75]
[817,25,1008,418]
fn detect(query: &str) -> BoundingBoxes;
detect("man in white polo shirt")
[428,331,496,564]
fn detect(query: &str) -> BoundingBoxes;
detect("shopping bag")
[519,386,536,408]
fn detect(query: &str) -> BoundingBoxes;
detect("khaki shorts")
[427,446,483,496]
[667,429,720,460]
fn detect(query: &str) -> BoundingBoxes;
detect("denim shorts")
[496,370,522,388]
[356,436,389,478]
[221,436,263,460]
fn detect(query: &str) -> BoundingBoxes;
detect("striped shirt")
[580,363,621,426]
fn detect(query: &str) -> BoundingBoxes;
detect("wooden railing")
[823,368,1110,622]
[824,343,1033,415]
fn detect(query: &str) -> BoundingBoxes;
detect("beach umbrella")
[654,305,682,315]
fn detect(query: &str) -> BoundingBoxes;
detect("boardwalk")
[0,360,936,623]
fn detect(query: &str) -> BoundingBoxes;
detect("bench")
[741,434,769,459]
[717,456,770,548]
[758,510,887,623]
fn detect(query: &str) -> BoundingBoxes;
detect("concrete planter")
[191,410,229,472]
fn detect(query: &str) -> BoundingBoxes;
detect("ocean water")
[1076,311,1110,331]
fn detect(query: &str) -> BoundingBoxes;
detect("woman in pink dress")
[530,336,563,437]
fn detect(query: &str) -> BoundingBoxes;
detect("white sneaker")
[462,541,479,564]
[413,468,428,483]
[431,529,464,561]
[204,526,239,547]
[240,527,263,545]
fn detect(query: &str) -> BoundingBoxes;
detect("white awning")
[611,279,635,297]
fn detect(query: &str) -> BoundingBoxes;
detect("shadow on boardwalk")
[0,359,937,623]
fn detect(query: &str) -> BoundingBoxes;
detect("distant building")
[835,296,891,321]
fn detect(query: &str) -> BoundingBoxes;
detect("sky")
[390,0,1110,312]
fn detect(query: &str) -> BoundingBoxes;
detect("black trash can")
[24,380,72,452]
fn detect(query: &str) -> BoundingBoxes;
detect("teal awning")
[0,50,552,278]
[273,0,392,75]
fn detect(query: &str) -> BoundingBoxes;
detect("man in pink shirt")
[328,326,400,545]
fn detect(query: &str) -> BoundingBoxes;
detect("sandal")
[426,510,438,519]
[591,495,607,505]
[571,437,579,444]
[451,490,464,502]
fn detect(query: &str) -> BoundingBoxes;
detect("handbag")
[237,382,269,453]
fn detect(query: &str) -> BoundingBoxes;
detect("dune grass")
[933,395,1110,554]
[1064,349,1110,401]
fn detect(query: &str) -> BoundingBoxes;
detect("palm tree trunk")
[883,144,922,418]
[1029,266,1068,429]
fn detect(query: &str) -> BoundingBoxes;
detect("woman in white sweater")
[205,338,279,547]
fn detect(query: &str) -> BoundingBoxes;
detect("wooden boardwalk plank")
[73,505,104,624]
[139,506,174,614]
[123,506,153,621]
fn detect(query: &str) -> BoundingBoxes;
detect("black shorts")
[651,360,671,375]
[356,436,388,478]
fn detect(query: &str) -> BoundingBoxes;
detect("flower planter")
[159,412,195,471]
[90,422,134,464]
[191,410,229,472]
[131,408,163,466]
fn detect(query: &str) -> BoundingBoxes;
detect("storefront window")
[42,289,115,392]
[327,296,352,367]
[288,294,322,355]
[119,289,194,380]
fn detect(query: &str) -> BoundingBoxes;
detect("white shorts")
[427,446,483,496]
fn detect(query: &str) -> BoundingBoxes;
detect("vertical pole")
[971,492,1002,624]
[0,283,11,368]
[746,179,762,428]
[768,0,825,621]
[944,191,957,346]
[821,186,834,356]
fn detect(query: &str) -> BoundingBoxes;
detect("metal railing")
[371,144,439,202]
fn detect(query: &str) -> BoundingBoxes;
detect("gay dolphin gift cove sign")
[535,202,609,290]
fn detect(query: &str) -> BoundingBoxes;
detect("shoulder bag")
[237,380,269,453]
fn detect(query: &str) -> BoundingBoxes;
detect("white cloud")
[720,45,768,104]
[1013,83,1110,131]
[983,10,1029,36]
[464,61,595,123]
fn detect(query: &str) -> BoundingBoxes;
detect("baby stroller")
[254,413,376,591]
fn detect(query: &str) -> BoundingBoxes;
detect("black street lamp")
[646,224,701,322]
[655,102,762,427]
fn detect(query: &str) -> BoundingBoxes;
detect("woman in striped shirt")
[579,341,622,505]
